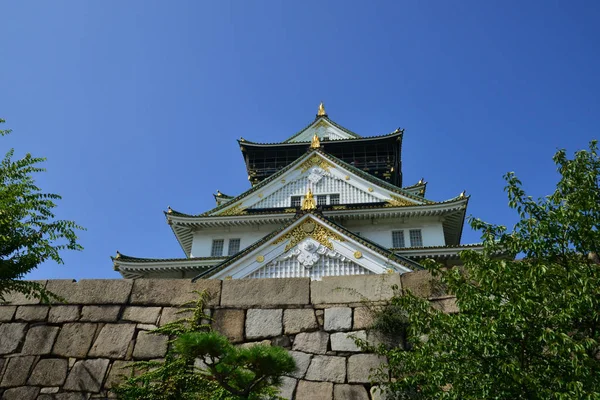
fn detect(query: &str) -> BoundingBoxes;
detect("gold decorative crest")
[256,255,265,263]
[345,175,350,180]
[217,204,247,216]
[368,187,374,192]
[385,194,416,207]
[297,155,333,173]
[354,251,362,259]
[272,219,345,251]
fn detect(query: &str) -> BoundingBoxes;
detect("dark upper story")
[238,103,404,187]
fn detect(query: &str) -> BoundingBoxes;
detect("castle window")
[317,195,327,206]
[330,194,340,205]
[211,239,224,256]
[409,229,423,247]
[291,196,302,207]
[228,238,241,255]
[392,231,405,248]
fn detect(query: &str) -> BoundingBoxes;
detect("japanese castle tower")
[113,103,480,280]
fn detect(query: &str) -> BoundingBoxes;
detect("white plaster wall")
[341,216,446,248]
[190,223,284,257]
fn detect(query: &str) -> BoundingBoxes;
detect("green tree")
[114,291,295,400]
[369,141,600,399]
[0,118,83,302]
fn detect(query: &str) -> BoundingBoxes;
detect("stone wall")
[0,271,453,400]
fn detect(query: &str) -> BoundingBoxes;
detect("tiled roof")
[193,211,422,280]
[167,147,455,219]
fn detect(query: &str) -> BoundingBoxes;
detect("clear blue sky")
[1,1,599,280]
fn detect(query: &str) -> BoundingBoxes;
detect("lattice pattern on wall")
[246,256,374,280]
[252,175,380,209]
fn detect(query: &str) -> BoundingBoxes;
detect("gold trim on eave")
[272,219,345,252]
[385,194,417,207]
[217,204,248,216]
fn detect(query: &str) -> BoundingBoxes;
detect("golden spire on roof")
[301,188,317,211]
[317,102,327,116]
[310,134,321,149]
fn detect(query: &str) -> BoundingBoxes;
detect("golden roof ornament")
[301,188,317,211]
[167,206,173,214]
[115,251,121,259]
[216,190,222,197]
[459,190,466,199]
[310,134,321,149]
[418,178,424,185]
[317,102,327,116]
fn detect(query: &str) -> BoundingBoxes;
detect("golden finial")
[459,190,466,198]
[301,188,317,211]
[167,206,173,214]
[310,134,321,149]
[216,190,222,197]
[317,102,327,116]
[115,251,121,259]
[418,178,424,185]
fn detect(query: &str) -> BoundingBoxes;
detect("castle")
[113,104,479,279]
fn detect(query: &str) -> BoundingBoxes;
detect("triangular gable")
[285,118,360,143]
[208,151,426,216]
[197,213,415,280]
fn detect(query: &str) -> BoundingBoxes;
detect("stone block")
[132,331,168,359]
[0,306,16,322]
[352,307,375,330]
[296,380,333,400]
[28,358,68,386]
[330,330,366,352]
[221,278,309,308]
[88,324,136,359]
[1,386,39,400]
[212,309,245,343]
[1,280,47,305]
[271,335,291,348]
[80,305,121,322]
[53,323,98,358]
[347,354,388,383]
[287,351,312,379]
[237,339,271,349]
[311,274,401,304]
[40,387,59,393]
[14,305,49,321]
[45,279,133,304]
[324,307,352,331]
[130,279,221,306]
[159,307,192,326]
[48,305,80,323]
[401,269,441,298]
[21,325,59,355]
[122,306,161,324]
[283,309,318,334]
[0,323,27,354]
[292,331,329,354]
[105,360,135,389]
[278,376,297,400]
[0,356,36,387]
[305,355,346,383]
[246,309,283,339]
[431,297,459,313]
[63,358,110,392]
[334,384,369,400]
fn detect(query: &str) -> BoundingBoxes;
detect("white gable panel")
[287,120,356,143]
[251,174,380,209]
[246,256,374,280]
